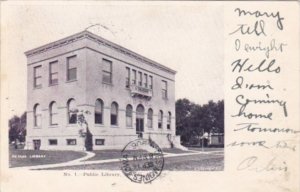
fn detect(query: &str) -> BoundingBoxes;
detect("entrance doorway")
[33,139,41,150]
[136,104,144,138]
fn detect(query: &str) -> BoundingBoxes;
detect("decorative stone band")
[25,31,176,75]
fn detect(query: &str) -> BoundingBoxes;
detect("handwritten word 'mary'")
[235,8,284,30]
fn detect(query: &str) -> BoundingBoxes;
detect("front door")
[136,118,144,138]
[33,139,41,150]
[136,104,145,138]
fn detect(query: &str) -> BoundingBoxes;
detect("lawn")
[162,148,195,154]
[188,147,224,152]
[86,149,151,161]
[86,148,192,162]
[43,153,224,171]
[86,150,123,161]
[9,147,86,168]
[162,154,224,171]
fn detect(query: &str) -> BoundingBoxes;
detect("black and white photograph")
[1,1,299,192]
[6,3,224,172]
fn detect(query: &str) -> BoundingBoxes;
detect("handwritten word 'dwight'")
[235,39,287,58]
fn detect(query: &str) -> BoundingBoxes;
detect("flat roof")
[25,31,176,74]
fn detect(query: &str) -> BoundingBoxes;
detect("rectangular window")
[34,65,42,88]
[33,139,41,150]
[49,61,58,85]
[144,74,148,88]
[126,67,130,88]
[66,139,77,145]
[167,124,171,129]
[149,76,153,89]
[95,139,105,145]
[49,139,58,145]
[162,80,168,99]
[132,70,137,85]
[102,59,112,84]
[67,56,77,81]
[138,72,142,86]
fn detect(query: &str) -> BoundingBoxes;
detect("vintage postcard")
[0,1,299,192]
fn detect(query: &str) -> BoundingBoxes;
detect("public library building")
[25,31,180,150]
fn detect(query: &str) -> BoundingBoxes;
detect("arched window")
[111,102,118,125]
[95,99,103,124]
[67,99,77,124]
[126,104,133,127]
[147,108,153,128]
[167,112,171,129]
[136,105,145,119]
[33,104,41,127]
[49,101,58,125]
[158,110,163,129]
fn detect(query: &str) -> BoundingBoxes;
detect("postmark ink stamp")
[120,138,164,184]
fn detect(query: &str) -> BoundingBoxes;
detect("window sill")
[49,125,58,128]
[66,124,77,127]
[126,126,133,129]
[110,125,119,128]
[102,82,113,86]
[66,79,77,83]
[33,126,42,129]
[95,124,105,127]
[49,83,58,87]
[33,86,42,90]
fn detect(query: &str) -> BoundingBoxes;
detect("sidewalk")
[11,149,223,170]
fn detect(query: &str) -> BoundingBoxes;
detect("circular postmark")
[120,138,164,184]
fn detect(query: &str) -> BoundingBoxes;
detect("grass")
[86,150,123,161]
[42,152,224,171]
[162,148,194,154]
[87,148,192,161]
[188,147,224,152]
[162,154,224,171]
[86,150,149,161]
[9,147,86,168]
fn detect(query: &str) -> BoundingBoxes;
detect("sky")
[1,2,224,118]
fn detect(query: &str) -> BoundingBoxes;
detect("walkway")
[11,150,223,170]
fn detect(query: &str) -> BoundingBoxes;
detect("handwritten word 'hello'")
[231,58,280,73]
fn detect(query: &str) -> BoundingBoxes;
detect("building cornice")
[25,31,177,74]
